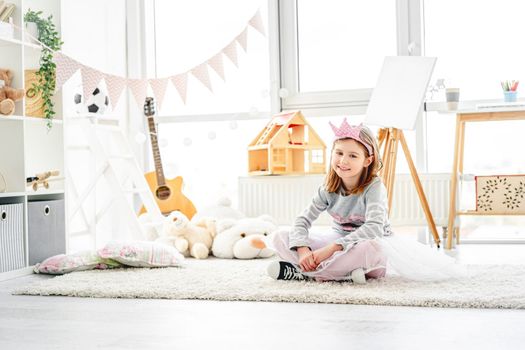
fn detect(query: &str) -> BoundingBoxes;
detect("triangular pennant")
[170,73,188,104]
[191,63,212,92]
[127,79,148,108]
[249,10,266,36]
[208,53,225,81]
[148,78,169,111]
[81,65,104,100]
[222,41,238,67]
[105,74,127,108]
[236,28,248,52]
[53,52,80,91]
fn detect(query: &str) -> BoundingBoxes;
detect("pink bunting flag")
[236,28,248,52]
[53,52,80,92]
[223,41,239,67]
[105,74,127,109]
[191,63,212,92]
[170,73,188,104]
[249,10,266,36]
[148,78,169,111]
[127,79,148,108]
[81,65,104,100]
[208,53,225,81]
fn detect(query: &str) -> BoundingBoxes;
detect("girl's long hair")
[325,126,382,195]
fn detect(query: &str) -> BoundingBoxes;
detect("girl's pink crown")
[329,118,373,155]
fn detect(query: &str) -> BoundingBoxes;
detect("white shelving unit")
[0,0,65,280]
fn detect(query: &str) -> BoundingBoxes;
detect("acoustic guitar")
[139,97,197,219]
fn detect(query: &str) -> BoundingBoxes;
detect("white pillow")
[34,250,122,275]
[98,240,185,267]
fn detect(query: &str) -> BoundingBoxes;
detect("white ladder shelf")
[66,116,163,247]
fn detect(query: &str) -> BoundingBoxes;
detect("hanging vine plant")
[24,9,63,129]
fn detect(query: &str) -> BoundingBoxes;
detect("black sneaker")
[267,261,307,281]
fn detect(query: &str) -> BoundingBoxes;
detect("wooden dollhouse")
[248,111,326,175]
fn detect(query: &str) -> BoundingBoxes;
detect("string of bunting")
[29,9,265,112]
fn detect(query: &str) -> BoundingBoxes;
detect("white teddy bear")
[211,215,277,259]
[156,211,216,259]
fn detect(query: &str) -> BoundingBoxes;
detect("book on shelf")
[0,2,6,18]
[0,3,15,22]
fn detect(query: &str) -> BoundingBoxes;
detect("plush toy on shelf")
[212,215,277,259]
[0,69,25,116]
[156,211,217,259]
[26,170,61,191]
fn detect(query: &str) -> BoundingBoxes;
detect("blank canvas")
[365,56,436,130]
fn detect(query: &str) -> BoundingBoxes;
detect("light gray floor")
[1,243,525,350]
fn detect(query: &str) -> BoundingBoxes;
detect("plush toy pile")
[142,198,278,260]
[212,215,277,259]
[0,69,25,116]
[156,211,216,259]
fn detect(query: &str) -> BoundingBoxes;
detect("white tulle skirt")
[271,229,466,282]
[375,234,467,281]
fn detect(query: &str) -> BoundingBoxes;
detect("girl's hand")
[297,246,317,272]
[312,243,343,265]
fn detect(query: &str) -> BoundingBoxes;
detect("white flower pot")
[25,21,39,43]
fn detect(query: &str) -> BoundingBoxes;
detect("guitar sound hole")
[156,186,171,200]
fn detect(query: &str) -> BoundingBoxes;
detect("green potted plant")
[24,9,63,129]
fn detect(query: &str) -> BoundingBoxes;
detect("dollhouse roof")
[249,110,326,148]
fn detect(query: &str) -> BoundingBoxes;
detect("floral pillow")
[34,250,122,275]
[98,240,185,267]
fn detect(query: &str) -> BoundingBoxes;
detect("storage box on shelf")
[0,0,65,280]
[0,200,25,273]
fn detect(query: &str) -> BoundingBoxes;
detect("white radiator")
[238,174,451,226]
[389,173,450,226]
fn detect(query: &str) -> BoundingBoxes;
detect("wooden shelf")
[0,35,41,49]
[0,115,28,122]
[458,210,525,216]
[0,115,63,124]
[0,190,65,198]
[0,0,66,278]
[24,116,63,124]
[26,189,65,196]
[0,192,26,198]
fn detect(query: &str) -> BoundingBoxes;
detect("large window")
[153,0,271,117]
[149,0,272,207]
[424,0,525,238]
[424,0,525,173]
[279,0,401,115]
[297,0,397,92]
[424,0,525,100]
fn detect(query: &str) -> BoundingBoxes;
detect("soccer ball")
[73,87,109,114]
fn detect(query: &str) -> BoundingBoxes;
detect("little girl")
[268,118,463,283]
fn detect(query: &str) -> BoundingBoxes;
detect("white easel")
[366,56,441,247]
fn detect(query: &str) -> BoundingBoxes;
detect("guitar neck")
[146,115,166,186]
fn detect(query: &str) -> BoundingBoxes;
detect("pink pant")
[271,229,387,282]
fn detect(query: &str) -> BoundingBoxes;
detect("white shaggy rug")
[13,258,525,309]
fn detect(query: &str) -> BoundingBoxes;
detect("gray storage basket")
[28,199,65,265]
[0,203,25,273]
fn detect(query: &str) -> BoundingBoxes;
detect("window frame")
[141,0,428,168]
[278,0,428,169]
[139,0,275,124]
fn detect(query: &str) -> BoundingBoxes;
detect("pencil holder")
[503,91,517,102]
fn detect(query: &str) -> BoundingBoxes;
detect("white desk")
[441,104,525,249]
